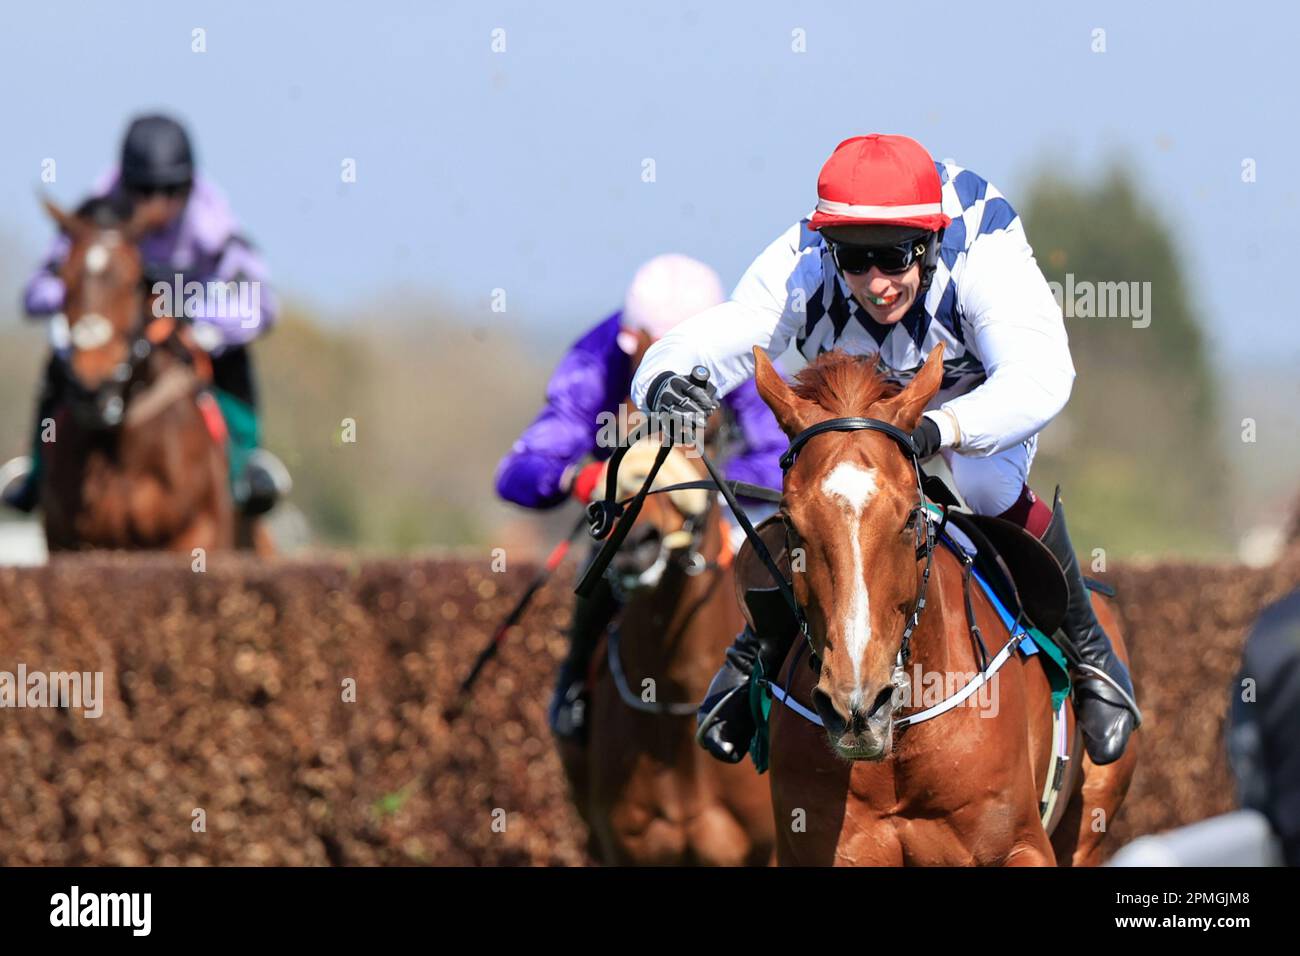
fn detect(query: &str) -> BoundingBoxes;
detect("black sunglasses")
[128,182,191,199]
[829,236,930,276]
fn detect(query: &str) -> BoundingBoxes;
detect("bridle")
[775,416,938,676]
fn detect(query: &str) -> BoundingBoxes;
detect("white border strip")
[815,199,942,220]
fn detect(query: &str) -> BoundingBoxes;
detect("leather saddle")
[943,510,1068,637]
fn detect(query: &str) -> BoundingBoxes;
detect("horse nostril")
[611,523,662,575]
[811,687,846,735]
[625,524,661,554]
[868,685,896,719]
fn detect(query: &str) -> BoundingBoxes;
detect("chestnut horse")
[37,199,240,553]
[560,439,775,865]
[753,345,1136,866]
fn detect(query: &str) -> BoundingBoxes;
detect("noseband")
[777,417,937,671]
[607,495,719,600]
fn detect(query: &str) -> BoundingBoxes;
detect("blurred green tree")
[1022,163,1229,557]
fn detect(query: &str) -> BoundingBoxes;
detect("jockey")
[496,253,786,741]
[631,134,1139,767]
[1,114,291,516]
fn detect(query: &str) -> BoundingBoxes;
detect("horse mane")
[791,349,899,416]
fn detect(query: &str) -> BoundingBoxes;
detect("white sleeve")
[941,225,1075,457]
[630,222,809,411]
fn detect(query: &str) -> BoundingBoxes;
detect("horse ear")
[122,203,154,243]
[871,342,946,430]
[42,196,81,238]
[753,346,812,435]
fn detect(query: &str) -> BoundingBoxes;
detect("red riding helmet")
[809,134,951,234]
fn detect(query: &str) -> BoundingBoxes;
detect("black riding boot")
[211,345,290,515]
[549,574,620,742]
[1039,492,1140,765]
[697,621,798,763]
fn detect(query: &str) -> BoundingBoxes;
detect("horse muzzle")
[610,523,703,595]
[68,382,128,431]
[812,683,898,762]
[60,354,134,431]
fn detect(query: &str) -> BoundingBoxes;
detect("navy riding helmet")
[121,115,195,191]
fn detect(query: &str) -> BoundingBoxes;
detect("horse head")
[43,196,152,429]
[606,437,715,595]
[754,343,945,760]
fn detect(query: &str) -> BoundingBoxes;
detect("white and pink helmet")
[622,253,724,343]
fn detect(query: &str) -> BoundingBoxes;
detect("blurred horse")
[560,438,776,865]
[38,198,238,553]
[753,346,1136,865]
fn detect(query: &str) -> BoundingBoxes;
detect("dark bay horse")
[37,199,239,553]
[752,345,1136,865]
[561,439,775,865]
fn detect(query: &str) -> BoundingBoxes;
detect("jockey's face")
[840,261,921,326]
[625,327,654,370]
[822,224,924,326]
[127,184,190,234]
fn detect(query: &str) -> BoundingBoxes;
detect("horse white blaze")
[85,243,110,274]
[820,462,878,706]
[70,314,113,350]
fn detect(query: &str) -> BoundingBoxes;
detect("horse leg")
[171,510,223,554]
[170,465,236,553]
[686,796,757,867]
[691,756,779,866]
[1006,833,1056,866]
[170,476,233,548]
[774,811,798,865]
[1065,595,1138,865]
[556,735,592,821]
[1067,750,1138,865]
[557,639,607,861]
[235,515,276,555]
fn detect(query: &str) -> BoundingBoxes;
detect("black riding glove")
[647,369,719,418]
[910,416,943,461]
[646,369,719,445]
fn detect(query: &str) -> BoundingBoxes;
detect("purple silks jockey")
[496,314,786,510]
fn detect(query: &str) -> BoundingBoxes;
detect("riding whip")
[445,511,587,720]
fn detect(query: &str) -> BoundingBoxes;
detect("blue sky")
[0,0,1292,364]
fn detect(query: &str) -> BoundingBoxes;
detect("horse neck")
[616,509,738,698]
